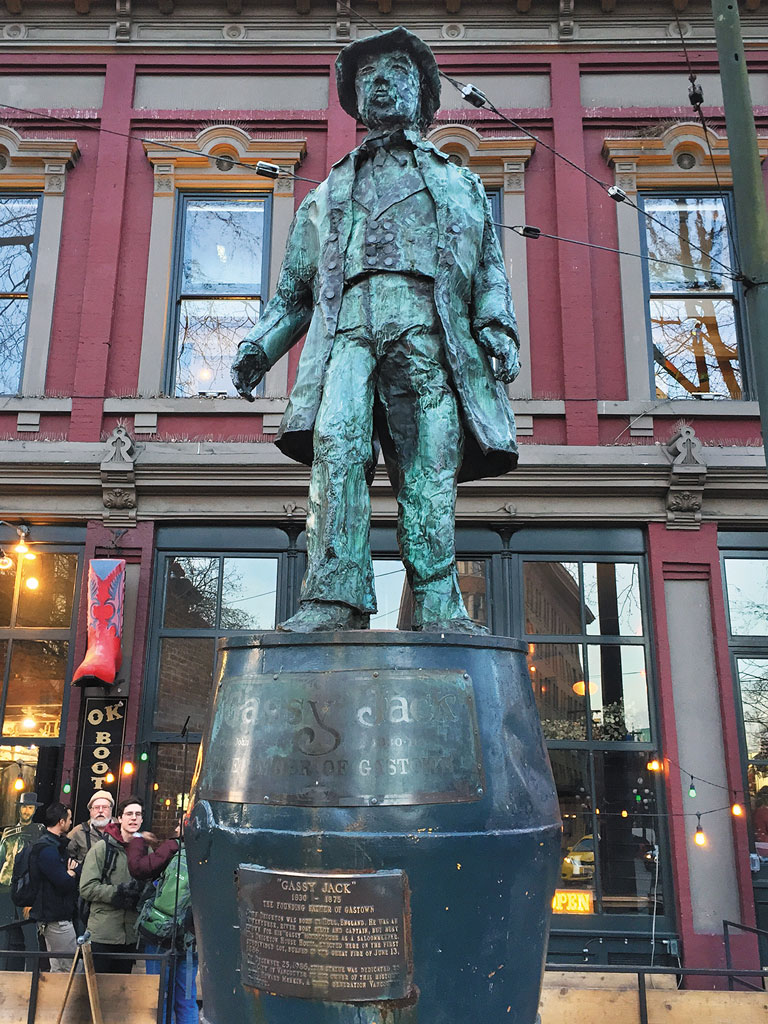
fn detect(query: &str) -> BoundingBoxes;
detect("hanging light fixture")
[688,777,697,798]
[694,813,706,847]
[13,770,25,792]
[13,526,30,555]
[0,551,12,571]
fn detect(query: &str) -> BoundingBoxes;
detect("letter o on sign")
[91,763,108,776]
[92,746,110,761]
[87,708,104,726]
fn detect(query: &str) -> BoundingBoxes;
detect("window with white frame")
[641,193,743,400]
[166,193,271,398]
[0,195,41,395]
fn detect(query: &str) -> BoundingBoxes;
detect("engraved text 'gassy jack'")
[198,668,483,806]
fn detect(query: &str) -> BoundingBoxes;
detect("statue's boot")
[277,600,370,633]
[411,571,488,635]
[72,558,127,686]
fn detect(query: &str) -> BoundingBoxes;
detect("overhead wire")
[0,2,740,281]
[672,8,742,276]
[0,101,324,185]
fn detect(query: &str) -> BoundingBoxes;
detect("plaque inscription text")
[199,668,483,805]
[238,866,411,1002]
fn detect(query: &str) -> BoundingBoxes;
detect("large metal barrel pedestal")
[185,631,561,1024]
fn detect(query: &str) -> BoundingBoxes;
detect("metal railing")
[545,961,768,1024]
[0,920,171,1024]
[722,918,768,992]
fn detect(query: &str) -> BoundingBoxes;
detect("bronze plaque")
[199,668,483,806]
[237,866,412,1002]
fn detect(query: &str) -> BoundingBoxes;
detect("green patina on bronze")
[231,27,520,633]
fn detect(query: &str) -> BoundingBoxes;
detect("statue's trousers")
[302,274,466,622]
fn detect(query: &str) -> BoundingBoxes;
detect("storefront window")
[524,557,661,920]
[0,549,78,742]
[152,554,279,738]
[724,558,768,637]
[372,559,488,630]
[149,741,200,842]
[722,553,768,859]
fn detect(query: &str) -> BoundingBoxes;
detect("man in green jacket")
[232,27,519,634]
[79,796,143,974]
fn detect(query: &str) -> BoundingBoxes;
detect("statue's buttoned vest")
[344,147,439,283]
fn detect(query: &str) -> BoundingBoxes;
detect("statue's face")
[354,50,421,130]
[19,804,35,824]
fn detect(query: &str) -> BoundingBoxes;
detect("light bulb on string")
[0,552,12,571]
[13,772,24,792]
[694,814,706,847]
[62,779,71,795]
[25,577,39,591]
[122,761,134,776]
[731,793,744,817]
[688,777,697,798]
[105,772,115,784]
[646,759,661,772]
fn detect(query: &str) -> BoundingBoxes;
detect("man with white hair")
[67,791,114,865]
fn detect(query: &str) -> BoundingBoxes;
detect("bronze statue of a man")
[232,27,520,633]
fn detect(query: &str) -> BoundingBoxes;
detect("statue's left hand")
[477,326,520,384]
[231,341,271,401]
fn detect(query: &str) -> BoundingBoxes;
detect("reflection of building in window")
[524,558,662,917]
[372,559,488,631]
[641,195,742,399]
[0,195,40,395]
[167,195,271,398]
[149,552,278,829]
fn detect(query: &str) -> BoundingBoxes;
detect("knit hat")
[88,790,115,809]
[335,26,441,129]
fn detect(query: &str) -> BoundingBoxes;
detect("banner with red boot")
[72,558,126,687]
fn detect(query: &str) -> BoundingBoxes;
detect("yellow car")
[561,835,595,882]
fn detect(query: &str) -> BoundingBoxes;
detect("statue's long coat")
[241,137,520,483]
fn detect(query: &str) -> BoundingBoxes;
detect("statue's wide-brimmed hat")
[335,26,441,127]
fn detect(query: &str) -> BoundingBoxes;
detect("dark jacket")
[126,835,180,882]
[30,831,78,923]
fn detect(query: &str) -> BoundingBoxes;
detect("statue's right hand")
[231,341,271,401]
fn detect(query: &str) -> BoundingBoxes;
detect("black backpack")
[10,841,41,908]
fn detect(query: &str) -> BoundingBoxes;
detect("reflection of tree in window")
[644,195,741,399]
[173,197,267,398]
[0,197,38,394]
[736,659,768,761]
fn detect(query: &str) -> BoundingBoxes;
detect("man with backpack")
[129,824,198,1024]
[23,802,80,972]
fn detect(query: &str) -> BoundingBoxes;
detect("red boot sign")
[73,559,126,687]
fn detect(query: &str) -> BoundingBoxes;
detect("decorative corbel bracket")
[665,424,707,530]
[115,0,131,40]
[101,425,137,526]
